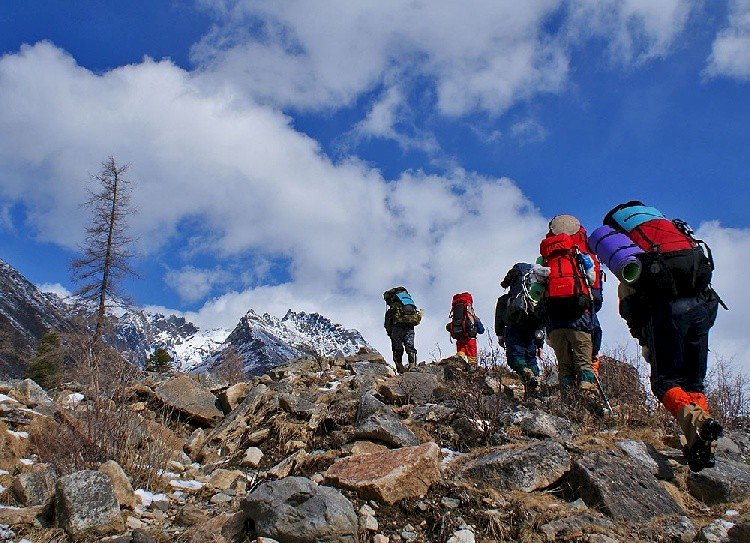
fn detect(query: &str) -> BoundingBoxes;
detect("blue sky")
[1,1,749,366]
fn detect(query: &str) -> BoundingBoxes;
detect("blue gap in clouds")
[0,0,211,71]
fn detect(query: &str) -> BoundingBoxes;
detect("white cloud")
[510,118,549,143]
[165,266,233,303]
[37,282,72,299]
[705,0,750,79]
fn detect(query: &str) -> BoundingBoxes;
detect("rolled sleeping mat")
[589,225,644,284]
[608,205,664,232]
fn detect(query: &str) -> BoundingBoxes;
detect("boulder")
[243,476,358,543]
[462,440,570,492]
[98,460,136,510]
[351,361,393,391]
[209,469,245,491]
[617,440,674,480]
[183,511,249,543]
[155,375,224,426]
[353,393,419,448]
[55,470,125,539]
[517,410,573,440]
[242,447,264,467]
[568,450,684,522]
[377,372,447,405]
[184,428,206,461]
[687,459,750,504]
[218,382,251,413]
[325,442,441,504]
[0,504,45,525]
[538,513,614,542]
[11,463,56,507]
[16,378,52,407]
[279,394,317,419]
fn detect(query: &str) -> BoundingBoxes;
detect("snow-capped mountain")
[0,258,374,377]
[198,309,369,376]
[0,259,74,376]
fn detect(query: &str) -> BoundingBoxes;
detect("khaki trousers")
[548,329,594,388]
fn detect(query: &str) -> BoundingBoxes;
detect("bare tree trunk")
[93,164,120,346]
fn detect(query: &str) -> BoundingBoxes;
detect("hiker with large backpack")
[495,263,546,391]
[446,292,485,364]
[539,215,604,398]
[384,287,423,373]
[592,201,725,472]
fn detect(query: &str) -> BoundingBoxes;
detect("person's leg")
[455,338,468,361]
[569,330,595,390]
[548,329,574,390]
[465,338,478,363]
[404,327,417,368]
[390,326,406,373]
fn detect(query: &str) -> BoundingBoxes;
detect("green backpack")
[384,287,423,326]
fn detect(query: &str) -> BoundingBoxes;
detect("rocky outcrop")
[325,442,441,504]
[687,459,750,504]
[55,470,125,540]
[353,393,419,447]
[568,451,684,522]
[243,476,358,543]
[155,375,224,426]
[462,439,571,492]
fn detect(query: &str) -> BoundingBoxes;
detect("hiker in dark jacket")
[595,201,724,471]
[495,263,545,390]
[383,288,423,374]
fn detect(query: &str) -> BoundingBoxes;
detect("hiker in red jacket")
[446,292,485,363]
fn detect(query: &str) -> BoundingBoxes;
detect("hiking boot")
[407,353,417,370]
[678,403,723,472]
[393,352,406,374]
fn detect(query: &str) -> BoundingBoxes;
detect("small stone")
[268,450,308,479]
[210,492,233,504]
[401,524,417,541]
[127,516,146,530]
[441,497,460,509]
[242,447,264,468]
[349,441,389,456]
[247,428,271,445]
[176,504,208,526]
[699,519,732,543]
[132,528,157,543]
[373,536,389,543]
[447,529,475,543]
[208,469,245,491]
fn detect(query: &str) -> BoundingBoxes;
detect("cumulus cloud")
[705,0,750,79]
[165,266,233,303]
[38,282,73,299]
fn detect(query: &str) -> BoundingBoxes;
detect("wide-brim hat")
[549,214,581,235]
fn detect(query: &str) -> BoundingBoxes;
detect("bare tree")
[71,156,136,347]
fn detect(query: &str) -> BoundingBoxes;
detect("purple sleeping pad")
[589,225,644,283]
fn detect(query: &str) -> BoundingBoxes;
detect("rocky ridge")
[0,354,748,543]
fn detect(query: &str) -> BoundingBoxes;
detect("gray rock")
[644,516,698,543]
[353,393,419,447]
[462,439,570,492]
[155,375,224,426]
[378,372,448,405]
[55,470,125,540]
[11,463,56,507]
[687,459,750,504]
[517,410,573,440]
[243,476,358,543]
[16,378,52,406]
[351,361,393,391]
[538,513,614,542]
[617,440,674,480]
[279,393,317,418]
[411,403,455,423]
[568,450,684,522]
[699,519,732,543]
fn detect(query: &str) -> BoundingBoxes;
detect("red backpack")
[540,227,600,316]
[447,292,477,340]
[603,201,713,298]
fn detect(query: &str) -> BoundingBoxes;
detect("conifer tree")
[25,331,62,389]
[145,347,172,373]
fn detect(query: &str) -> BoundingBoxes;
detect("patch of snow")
[0,394,15,403]
[169,479,204,491]
[66,393,84,403]
[319,380,340,392]
[0,469,8,475]
[19,459,33,466]
[7,431,28,439]
[134,489,169,508]
[726,509,739,517]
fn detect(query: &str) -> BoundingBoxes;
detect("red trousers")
[456,338,477,359]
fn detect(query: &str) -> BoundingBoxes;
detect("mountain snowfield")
[0,258,373,376]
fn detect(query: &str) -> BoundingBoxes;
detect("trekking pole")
[574,247,616,418]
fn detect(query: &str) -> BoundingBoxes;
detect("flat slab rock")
[687,458,750,504]
[353,392,419,447]
[243,476,358,543]
[462,439,571,492]
[568,450,684,522]
[325,442,441,504]
[155,375,224,426]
